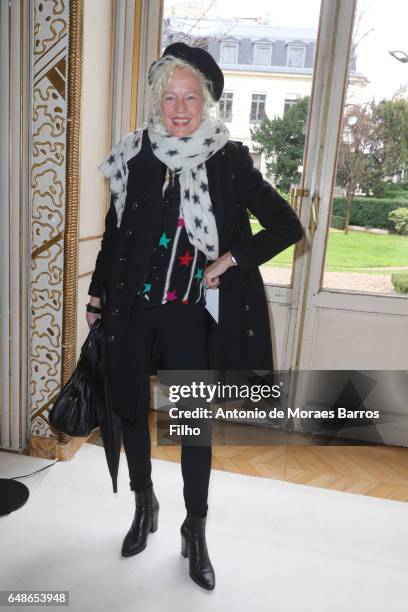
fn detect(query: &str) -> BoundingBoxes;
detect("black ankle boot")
[121,484,159,557]
[180,513,215,590]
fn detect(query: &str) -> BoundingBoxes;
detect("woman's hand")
[203,252,237,288]
[86,295,101,329]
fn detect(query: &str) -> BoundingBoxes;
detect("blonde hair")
[147,55,217,124]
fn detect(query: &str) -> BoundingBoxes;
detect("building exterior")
[162,17,368,175]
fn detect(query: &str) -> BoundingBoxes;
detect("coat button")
[126,229,133,237]
[119,256,127,262]
[116,281,125,289]
[131,201,139,209]
[243,304,250,311]
[107,334,115,342]
[112,308,119,316]
[247,329,254,336]
[231,172,235,179]
[221,149,225,156]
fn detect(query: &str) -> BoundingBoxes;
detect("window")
[284,95,301,114]
[218,91,233,122]
[253,44,272,66]
[250,93,266,122]
[220,41,238,64]
[287,45,306,68]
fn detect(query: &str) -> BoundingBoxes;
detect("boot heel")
[181,533,188,558]
[150,509,159,533]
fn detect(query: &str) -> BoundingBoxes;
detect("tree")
[337,99,408,234]
[373,98,408,183]
[336,102,379,233]
[250,97,310,191]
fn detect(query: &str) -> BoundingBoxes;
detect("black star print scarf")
[98,116,229,260]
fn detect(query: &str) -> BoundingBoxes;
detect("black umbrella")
[86,319,122,494]
[49,318,122,493]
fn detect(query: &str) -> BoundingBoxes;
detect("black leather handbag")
[49,319,105,437]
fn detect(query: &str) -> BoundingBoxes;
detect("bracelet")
[86,303,101,314]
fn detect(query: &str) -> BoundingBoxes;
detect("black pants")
[120,296,212,518]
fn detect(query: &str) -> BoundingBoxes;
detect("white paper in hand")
[204,288,219,323]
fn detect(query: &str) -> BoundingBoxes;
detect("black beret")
[149,42,224,102]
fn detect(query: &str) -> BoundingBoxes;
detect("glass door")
[160,0,323,371]
[290,0,408,443]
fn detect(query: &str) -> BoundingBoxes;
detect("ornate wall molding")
[30,0,83,446]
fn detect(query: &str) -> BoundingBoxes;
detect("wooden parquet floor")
[88,410,408,502]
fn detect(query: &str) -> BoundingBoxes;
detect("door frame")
[280,0,407,440]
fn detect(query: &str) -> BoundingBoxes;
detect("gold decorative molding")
[78,234,103,242]
[29,0,112,459]
[31,231,64,259]
[61,0,83,387]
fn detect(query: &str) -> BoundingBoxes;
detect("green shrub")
[374,182,408,199]
[332,197,408,229]
[391,273,408,294]
[278,190,291,201]
[330,215,346,229]
[388,207,408,235]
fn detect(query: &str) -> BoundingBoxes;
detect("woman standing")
[86,43,304,590]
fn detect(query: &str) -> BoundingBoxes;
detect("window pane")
[219,92,233,122]
[250,98,257,121]
[254,45,270,65]
[284,95,301,114]
[250,94,266,121]
[287,46,304,67]
[322,0,408,297]
[221,43,237,63]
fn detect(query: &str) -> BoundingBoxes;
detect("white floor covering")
[0,443,407,612]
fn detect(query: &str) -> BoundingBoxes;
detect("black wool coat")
[88,130,304,421]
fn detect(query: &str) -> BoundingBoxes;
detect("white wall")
[77,0,113,359]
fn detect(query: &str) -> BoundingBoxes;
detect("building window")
[284,95,301,114]
[287,45,306,68]
[250,93,266,122]
[253,44,272,66]
[220,41,238,64]
[219,91,233,122]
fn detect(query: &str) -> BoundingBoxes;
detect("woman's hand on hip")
[204,252,237,288]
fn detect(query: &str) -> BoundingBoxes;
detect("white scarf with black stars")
[98,117,229,260]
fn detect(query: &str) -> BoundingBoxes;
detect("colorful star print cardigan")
[140,171,207,306]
